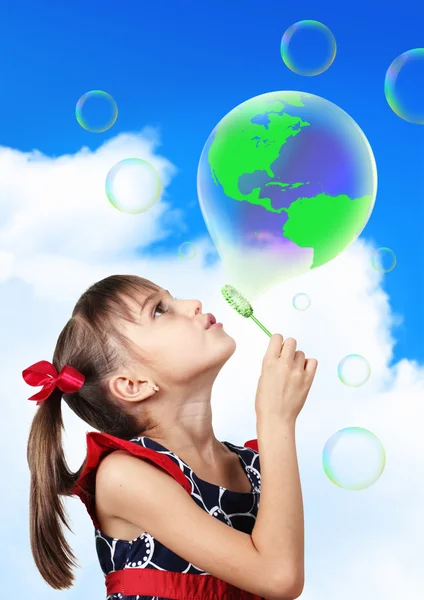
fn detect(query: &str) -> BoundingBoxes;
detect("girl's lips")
[204,313,217,329]
[209,322,223,329]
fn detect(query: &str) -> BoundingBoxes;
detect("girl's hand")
[255,334,318,423]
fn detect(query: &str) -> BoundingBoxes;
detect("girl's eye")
[153,301,169,318]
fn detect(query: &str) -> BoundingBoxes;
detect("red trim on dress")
[243,439,259,452]
[106,568,267,599]
[70,432,192,528]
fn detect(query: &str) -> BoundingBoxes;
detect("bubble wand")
[221,284,272,337]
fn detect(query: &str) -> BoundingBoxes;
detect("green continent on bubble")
[208,94,310,213]
[282,193,373,267]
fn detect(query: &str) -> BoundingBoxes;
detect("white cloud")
[1,131,423,598]
[0,250,14,282]
[0,128,180,263]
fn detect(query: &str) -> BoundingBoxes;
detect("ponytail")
[27,387,81,589]
[25,274,162,589]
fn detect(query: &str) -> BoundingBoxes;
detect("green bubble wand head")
[221,284,272,337]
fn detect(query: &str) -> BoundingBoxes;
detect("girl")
[23,274,317,600]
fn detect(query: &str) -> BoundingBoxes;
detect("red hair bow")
[22,360,85,405]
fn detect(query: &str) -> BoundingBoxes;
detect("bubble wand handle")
[250,315,272,337]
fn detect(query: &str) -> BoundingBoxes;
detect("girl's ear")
[108,375,158,403]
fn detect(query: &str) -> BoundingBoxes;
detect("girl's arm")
[252,418,304,596]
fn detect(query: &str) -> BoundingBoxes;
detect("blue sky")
[0,0,422,362]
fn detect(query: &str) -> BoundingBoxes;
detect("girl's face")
[121,287,236,387]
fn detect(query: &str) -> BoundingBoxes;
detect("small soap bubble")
[280,20,337,76]
[338,354,371,387]
[384,48,424,124]
[76,90,118,133]
[292,292,311,311]
[371,247,396,273]
[105,158,162,214]
[322,427,386,490]
[178,242,196,260]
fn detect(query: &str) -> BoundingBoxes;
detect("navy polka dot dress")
[72,432,264,600]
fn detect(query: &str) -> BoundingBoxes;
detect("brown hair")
[26,274,161,590]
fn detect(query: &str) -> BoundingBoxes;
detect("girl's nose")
[174,298,202,316]
[193,300,202,315]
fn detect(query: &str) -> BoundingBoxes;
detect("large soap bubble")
[322,427,386,490]
[197,91,377,300]
[384,48,424,124]
[105,158,162,214]
[281,20,337,76]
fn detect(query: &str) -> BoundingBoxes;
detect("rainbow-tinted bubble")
[337,354,371,387]
[76,90,118,133]
[322,427,386,490]
[281,20,337,76]
[384,48,424,124]
[292,292,311,311]
[178,242,196,260]
[105,158,162,214]
[371,247,396,273]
